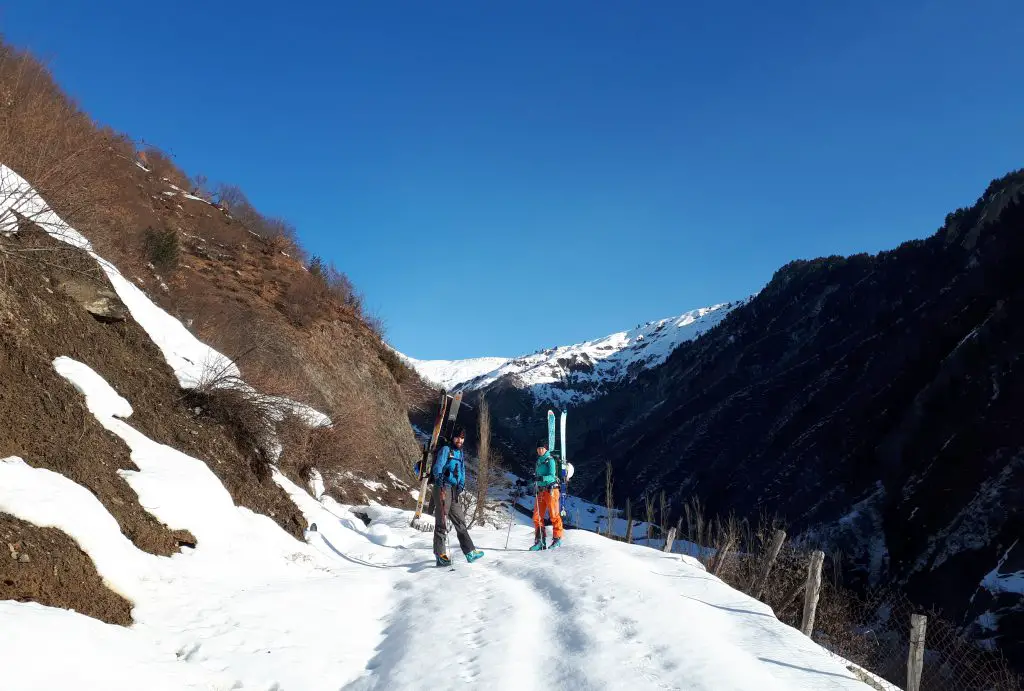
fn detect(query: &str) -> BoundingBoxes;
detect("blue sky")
[3,1,1023,358]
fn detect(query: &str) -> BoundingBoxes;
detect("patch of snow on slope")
[981,540,1024,595]
[0,164,234,389]
[0,164,330,435]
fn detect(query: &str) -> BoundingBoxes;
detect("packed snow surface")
[400,304,739,404]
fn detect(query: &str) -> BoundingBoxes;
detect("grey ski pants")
[433,484,476,556]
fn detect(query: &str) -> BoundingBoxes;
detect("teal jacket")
[535,452,558,488]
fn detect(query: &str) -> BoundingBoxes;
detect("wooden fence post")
[800,550,825,636]
[753,529,787,600]
[663,527,676,553]
[907,614,927,691]
[711,534,736,577]
[625,498,633,544]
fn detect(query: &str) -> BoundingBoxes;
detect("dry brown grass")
[0,37,390,357]
[0,43,135,250]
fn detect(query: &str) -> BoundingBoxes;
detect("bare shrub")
[365,310,386,338]
[143,226,179,272]
[378,345,412,384]
[183,374,281,481]
[191,174,212,200]
[280,272,326,327]
[263,217,298,246]
[142,146,189,189]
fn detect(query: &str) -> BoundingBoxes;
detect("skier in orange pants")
[531,440,564,550]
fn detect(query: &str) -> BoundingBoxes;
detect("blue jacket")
[432,445,465,490]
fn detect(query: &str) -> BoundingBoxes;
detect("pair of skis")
[548,409,572,518]
[535,409,571,547]
[411,390,463,526]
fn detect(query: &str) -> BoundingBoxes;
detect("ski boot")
[435,553,452,567]
[549,537,563,549]
[466,549,485,563]
[530,527,548,551]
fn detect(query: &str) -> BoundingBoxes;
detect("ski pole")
[504,486,519,550]
[446,486,454,568]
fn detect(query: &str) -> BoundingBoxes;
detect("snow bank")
[1,359,394,690]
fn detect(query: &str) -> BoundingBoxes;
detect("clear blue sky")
[3,1,1023,358]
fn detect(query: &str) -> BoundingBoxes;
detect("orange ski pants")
[533,486,564,540]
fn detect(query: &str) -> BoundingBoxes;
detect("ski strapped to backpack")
[411,390,464,526]
[547,410,556,455]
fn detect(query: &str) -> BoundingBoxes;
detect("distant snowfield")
[396,354,512,391]
[398,304,740,405]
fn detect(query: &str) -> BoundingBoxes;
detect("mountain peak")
[400,302,740,405]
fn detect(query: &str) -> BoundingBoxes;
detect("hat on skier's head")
[451,425,467,441]
[536,439,548,450]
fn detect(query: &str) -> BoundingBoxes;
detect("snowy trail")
[320,507,875,691]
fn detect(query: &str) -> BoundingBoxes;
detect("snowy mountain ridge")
[400,302,741,405]
[396,354,512,391]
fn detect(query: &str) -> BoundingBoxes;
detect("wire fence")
[704,542,1022,691]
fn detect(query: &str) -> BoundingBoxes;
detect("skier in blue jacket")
[432,425,485,566]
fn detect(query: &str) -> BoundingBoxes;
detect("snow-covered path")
[320,512,875,691]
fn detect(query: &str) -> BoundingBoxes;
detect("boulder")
[57,277,129,323]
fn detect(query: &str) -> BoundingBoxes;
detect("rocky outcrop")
[56,277,128,322]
